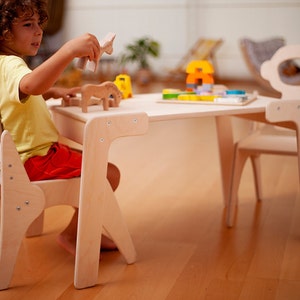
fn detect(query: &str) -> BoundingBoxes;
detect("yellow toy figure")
[114,74,133,99]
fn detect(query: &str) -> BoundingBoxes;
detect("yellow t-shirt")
[0,55,59,163]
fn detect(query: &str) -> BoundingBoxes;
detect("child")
[0,0,120,255]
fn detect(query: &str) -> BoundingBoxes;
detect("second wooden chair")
[226,44,300,227]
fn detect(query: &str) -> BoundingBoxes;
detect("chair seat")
[239,133,297,155]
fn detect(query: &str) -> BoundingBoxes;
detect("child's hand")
[76,32,116,72]
[43,87,81,101]
[63,33,101,62]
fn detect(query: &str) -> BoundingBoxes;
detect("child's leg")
[24,142,82,181]
[24,144,121,254]
[106,162,121,191]
[57,208,117,256]
[57,162,121,255]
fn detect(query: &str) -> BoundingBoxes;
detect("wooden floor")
[1,80,299,299]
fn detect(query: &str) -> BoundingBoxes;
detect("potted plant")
[119,36,160,85]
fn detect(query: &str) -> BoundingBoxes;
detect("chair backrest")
[261,44,300,100]
[266,100,300,179]
[266,99,300,125]
[241,37,285,73]
[240,37,285,90]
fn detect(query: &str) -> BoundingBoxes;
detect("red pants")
[24,143,82,181]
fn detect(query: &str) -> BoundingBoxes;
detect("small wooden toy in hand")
[76,32,116,72]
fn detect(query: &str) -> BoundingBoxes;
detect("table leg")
[215,116,235,206]
[74,117,107,289]
[73,113,148,289]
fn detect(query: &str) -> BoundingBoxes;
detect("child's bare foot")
[56,233,76,256]
[57,208,118,256]
[57,233,117,256]
[101,235,117,251]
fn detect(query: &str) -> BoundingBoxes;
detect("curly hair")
[0,0,48,38]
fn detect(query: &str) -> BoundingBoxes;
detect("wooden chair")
[240,37,300,93]
[169,38,223,77]
[226,44,300,227]
[0,112,148,290]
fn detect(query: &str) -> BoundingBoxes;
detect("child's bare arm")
[43,86,81,101]
[19,33,100,97]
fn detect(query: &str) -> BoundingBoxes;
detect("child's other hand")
[43,87,81,101]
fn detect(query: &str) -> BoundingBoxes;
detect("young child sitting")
[0,0,119,255]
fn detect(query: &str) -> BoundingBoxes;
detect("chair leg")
[103,181,136,264]
[250,155,263,201]
[0,130,47,290]
[0,186,45,290]
[226,147,249,227]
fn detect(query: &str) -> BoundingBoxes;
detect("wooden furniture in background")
[226,44,300,227]
[169,38,223,77]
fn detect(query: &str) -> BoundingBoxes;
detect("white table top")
[49,93,277,122]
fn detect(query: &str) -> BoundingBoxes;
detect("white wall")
[54,0,300,80]
[189,0,300,79]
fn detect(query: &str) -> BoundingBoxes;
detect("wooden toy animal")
[62,81,122,112]
[81,82,122,112]
[77,32,116,72]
